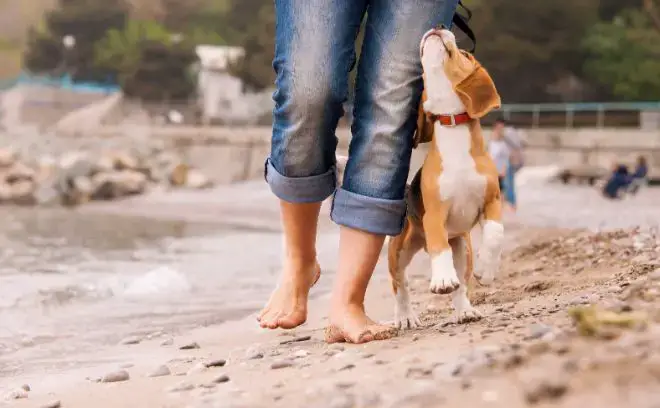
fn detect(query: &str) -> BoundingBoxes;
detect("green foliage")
[225,0,275,90]
[23,0,129,82]
[582,9,660,101]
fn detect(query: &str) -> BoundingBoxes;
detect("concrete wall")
[55,126,660,184]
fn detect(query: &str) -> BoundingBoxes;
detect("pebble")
[148,365,171,377]
[649,268,660,281]
[119,336,142,345]
[5,388,28,399]
[527,323,553,340]
[338,363,355,371]
[41,401,62,408]
[279,335,312,345]
[20,384,30,392]
[204,359,227,368]
[179,342,201,350]
[524,377,569,404]
[213,374,230,384]
[293,350,310,358]
[160,338,174,346]
[271,360,295,369]
[245,347,264,360]
[412,334,421,342]
[187,362,208,375]
[167,381,195,392]
[101,370,130,383]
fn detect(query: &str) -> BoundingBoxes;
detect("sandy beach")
[2,177,660,408]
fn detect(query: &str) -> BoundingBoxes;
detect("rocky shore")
[4,224,659,408]
[0,145,213,207]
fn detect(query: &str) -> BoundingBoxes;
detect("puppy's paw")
[394,305,422,330]
[474,250,500,286]
[430,252,460,294]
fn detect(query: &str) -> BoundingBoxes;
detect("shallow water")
[0,207,316,378]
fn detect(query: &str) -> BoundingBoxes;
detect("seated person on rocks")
[602,164,631,199]
[628,156,649,195]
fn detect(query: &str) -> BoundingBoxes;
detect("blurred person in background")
[603,163,631,199]
[490,118,522,212]
[488,119,511,201]
[628,155,648,195]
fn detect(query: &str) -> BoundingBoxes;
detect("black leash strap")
[452,0,476,53]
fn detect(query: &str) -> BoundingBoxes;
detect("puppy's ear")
[445,51,501,119]
[413,89,433,148]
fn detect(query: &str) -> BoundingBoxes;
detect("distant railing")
[486,102,660,129]
[0,72,120,94]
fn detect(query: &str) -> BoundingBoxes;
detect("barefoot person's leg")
[260,0,368,329]
[326,0,460,343]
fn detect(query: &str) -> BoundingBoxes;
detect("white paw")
[451,306,483,324]
[474,249,500,286]
[430,250,460,294]
[394,306,422,330]
[429,273,460,294]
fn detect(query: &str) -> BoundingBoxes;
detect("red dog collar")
[427,112,471,127]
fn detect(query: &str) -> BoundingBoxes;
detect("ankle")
[283,253,318,271]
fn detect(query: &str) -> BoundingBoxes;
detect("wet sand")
[3,177,660,407]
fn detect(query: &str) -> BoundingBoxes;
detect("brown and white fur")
[387,28,504,329]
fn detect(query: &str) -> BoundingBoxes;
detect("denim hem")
[264,158,337,203]
[330,187,406,236]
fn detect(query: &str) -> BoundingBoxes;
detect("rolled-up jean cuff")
[264,158,337,203]
[331,187,407,236]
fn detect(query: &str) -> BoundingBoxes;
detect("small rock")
[160,338,174,346]
[148,365,171,378]
[179,342,200,350]
[335,381,355,390]
[187,362,207,375]
[524,377,569,404]
[279,335,312,345]
[649,268,660,281]
[245,347,264,360]
[212,374,230,384]
[41,400,62,408]
[271,360,295,369]
[5,388,28,399]
[527,323,553,340]
[338,363,355,371]
[120,336,142,345]
[204,359,227,368]
[293,350,310,358]
[20,384,30,392]
[167,381,195,392]
[412,334,421,342]
[101,370,130,383]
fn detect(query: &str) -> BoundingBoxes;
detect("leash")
[452,0,476,53]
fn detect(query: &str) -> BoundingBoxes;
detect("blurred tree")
[467,0,601,103]
[23,0,129,82]
[582,9,660,100]
[225,0,275,91]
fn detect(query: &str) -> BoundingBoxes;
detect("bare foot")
[257,260,321,329]
[324,304,398,344]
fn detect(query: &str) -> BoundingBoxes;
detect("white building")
[195,45,274,125]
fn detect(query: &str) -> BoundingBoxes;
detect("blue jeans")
[265,0,460,235]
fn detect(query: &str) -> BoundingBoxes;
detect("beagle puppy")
[388,27,504,328]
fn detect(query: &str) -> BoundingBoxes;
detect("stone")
[20,384,30,392]
[101,370,130,383]
[279,335,312,345]
[120,336,142,345]
[167,381,195,392]
[204,359,227,368]
[179,342,201,350]
[0,148,17,167]
[524,376,569,404]
[271,360,295,369]
[212,374,230,384]
[160,338,174,346]
[293,350,310,358]
[148,365,171,377]
[5,388,28,399]
[245,347,264,360]
[169,163,189,186]
[185,169,213,189]
[41,400,62,408]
